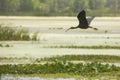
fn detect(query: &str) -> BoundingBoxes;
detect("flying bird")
[66,10,98,31]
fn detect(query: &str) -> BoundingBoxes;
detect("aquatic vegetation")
[47,45,120,49]
[0,25,29,40]
[40,55,120,63]
[0,44,3,47]
[1,55,120,63]
[0,25,38,41]
[1,55,120,79]
[31,32,38,41]
[0,44,12,47]
[4,44,10,47]
[0,61,120,75]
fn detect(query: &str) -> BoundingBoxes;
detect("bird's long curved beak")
[65,28,71,32]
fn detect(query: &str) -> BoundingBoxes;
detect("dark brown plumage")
[66,10,98,31]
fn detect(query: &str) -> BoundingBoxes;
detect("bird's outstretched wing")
[77,10,88,26]
[87,16,95,25]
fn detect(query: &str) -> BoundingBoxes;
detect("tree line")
[0,0,120,16]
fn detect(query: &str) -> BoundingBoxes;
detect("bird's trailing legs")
[65,10,98,32]
[66,26,98,32]
[65,28,70,32]
[89,26,98,30]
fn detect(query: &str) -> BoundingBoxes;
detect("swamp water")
[0,17,120,57]
[0,33,120,58]
[0,17,120,80]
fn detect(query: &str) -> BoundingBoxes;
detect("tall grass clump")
[0,25,38,41]
[31,32,38,41]
[0,44,3,47]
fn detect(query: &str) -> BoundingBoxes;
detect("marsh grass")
[0,44,3,47]
[1,55,120,79]
[1,55,120,63]
[40,55,120,63]
[0,61,120,75]
[0,44,12,47]
[0,25,38,41]
[47,45,120,49]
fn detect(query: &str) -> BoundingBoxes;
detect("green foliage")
[0,0,20,12]
[0,0,120,16]
[0,61,120,75]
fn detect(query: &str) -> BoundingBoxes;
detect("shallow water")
[0,16,120,33]
[0,17,120,58]
[0,17,120,80]
[1,76,75,80]
[0,33,120,58]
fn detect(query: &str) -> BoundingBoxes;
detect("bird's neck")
[76,25,80,28]
[72,26,78,29]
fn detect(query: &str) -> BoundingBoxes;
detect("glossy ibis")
[66,10,98,31]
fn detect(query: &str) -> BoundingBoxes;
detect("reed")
[0,25,38,41]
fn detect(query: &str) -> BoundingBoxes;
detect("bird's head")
[65,27,75,32]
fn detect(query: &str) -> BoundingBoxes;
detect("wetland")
[0,17,120,80]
